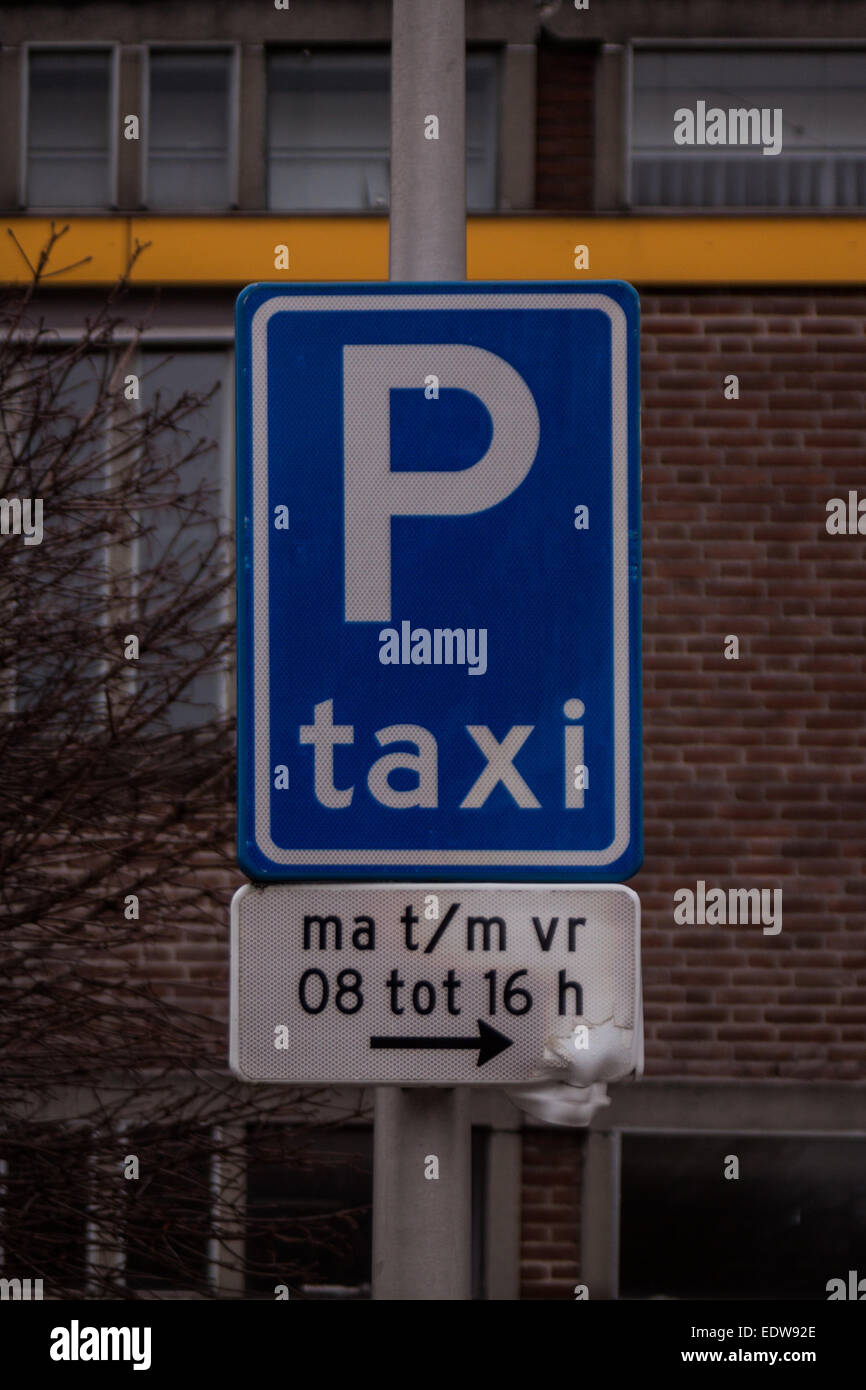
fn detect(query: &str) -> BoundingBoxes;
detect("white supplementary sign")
[230,883,642,1086]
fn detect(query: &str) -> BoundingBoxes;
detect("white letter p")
[343,344,539,621]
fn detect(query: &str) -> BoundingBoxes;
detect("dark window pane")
[632,50,866,208]
[28,50,111,208]
[123,1127,212,1292]
[148,52,231,209]
[245,1126,372,1298]
[138,348,231,728]
[621,1134,866,1300]
[267,50,497,211]
[0,1128,90,1294]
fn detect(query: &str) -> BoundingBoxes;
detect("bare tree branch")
[0,234,370,1300]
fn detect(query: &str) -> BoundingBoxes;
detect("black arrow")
[369,1019,513,1068]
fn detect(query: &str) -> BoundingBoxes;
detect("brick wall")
[520,1130,583,1299]
[518,290,865,1297]
[635,290,866,1081]
[535,42,595,210]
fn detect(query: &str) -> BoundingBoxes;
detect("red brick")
[535,44,594,210]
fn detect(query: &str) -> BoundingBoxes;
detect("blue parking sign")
[236,282,641,881]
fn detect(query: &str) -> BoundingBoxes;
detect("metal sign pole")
[371,0,471,1301]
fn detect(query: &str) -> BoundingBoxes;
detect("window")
[267,50,498,211]
[0,1128,91,1296]
[2,344,231,729]
[466,55,499,211]
[620,1134,866,1299]
[5,351,110,721]
[631,49,866,208]
[123,1127,213,1293]
[137,347,233,728]
[26,48,113,208]
[145,50,235,209]
[246,1126,373,1298]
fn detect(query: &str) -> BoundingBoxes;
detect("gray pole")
[388,0,466,282]
[371,0,471,1302]
[372,1086,472,1300]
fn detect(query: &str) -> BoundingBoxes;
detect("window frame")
[20,41,120,211]
[627,37,866,213]
[141,42,240,213]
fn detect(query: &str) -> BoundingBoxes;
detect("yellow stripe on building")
[2,216,864,285]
